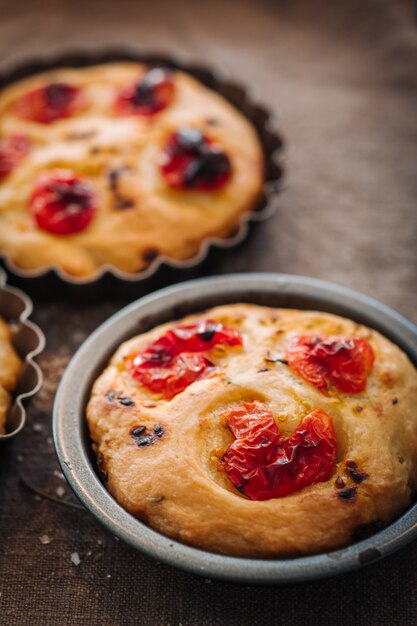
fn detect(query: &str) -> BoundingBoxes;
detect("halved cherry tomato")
[223,401,337,500]
[286,334,375,394]
[125,319,242,399]
[114,68,175,116]
[0,134,30,180]
[29,169,97,235]
[13,83,83,124]
[159,127,232,191]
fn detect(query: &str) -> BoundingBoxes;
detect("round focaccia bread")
[0,63,264,278]
[0,317,22,434]
[86,304,417,557]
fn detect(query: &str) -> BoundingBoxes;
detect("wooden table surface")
[0,1,416,624]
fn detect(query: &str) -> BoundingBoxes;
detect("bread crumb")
[39,534,51,545]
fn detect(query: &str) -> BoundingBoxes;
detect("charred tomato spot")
[115,68,175,116]
[160,127,232,191]
[198,327,216,342]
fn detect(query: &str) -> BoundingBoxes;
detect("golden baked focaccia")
[86,304,417,557]
[0,317,22,434]
[0,63,264,278]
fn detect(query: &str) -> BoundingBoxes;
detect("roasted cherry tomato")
[0,134,30,181]
[115,68,175,116]
[13,83,83,124]
[223,401,337,500]
[159,127,232,191]
[286,334,375,394]
[125,319,242,399]
[29,169,97,235]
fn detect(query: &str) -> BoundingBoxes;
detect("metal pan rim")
[53,273,417,583]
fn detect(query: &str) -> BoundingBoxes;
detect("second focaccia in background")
[0,63,264,278]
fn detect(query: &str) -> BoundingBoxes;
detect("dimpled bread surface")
[86,304,417,557]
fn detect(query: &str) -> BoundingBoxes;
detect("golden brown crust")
[0,317,22,434]
[0,63,264,278]
[86,304,417,557]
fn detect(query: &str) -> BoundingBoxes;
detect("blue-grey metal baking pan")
[53,274,417,583]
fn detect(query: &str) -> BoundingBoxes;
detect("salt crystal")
[39,534,51,545]
[54,470,65,481]
[97,539,102,545]
[71,552,81,566]
[106,574,111,578]
[33,423,43,432]
[56,486,65,498]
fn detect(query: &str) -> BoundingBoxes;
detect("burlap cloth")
[0,0,416,623]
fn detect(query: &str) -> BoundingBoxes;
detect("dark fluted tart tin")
[0,269,44,441]
[0,50,284,299]
[53,274,417,583]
